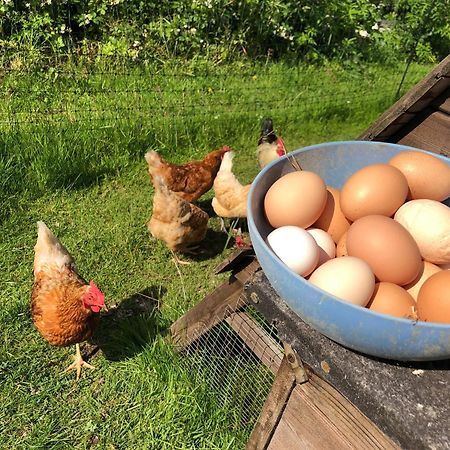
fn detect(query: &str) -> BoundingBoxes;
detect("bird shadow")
[87,286,168,362]
[183,228,237,262]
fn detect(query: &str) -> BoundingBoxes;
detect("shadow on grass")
[89,286,168,361]
[182,228,237,262]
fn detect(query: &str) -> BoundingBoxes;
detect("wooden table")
[171,251,450,449]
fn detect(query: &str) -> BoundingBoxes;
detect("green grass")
[0,60,431,449]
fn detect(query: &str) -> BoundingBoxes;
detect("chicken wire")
[176,295,283,435]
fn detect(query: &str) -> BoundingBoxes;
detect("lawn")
[0,60,431,449]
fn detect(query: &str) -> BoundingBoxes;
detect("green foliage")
[0,0,448,65]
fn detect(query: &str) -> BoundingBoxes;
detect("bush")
[0,0,448,65]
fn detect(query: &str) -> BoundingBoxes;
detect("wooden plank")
[432,88,450,114]
[359,54,450,141]
[268,372,400,450]
[170,276,246,349]
[214,246,255,274]
[246,356,296,450]
[170,254,259,349]
[225,311,283,374]
[395,110,450,156]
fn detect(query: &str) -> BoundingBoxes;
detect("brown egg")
[404,261,442,301]
[346,215,422,285]
[389,151,450,201]
[417,271,450,324]
[336,231,348,257]
[264,171,327,229]
[313,187,351,243]
[340,164,408,221]
[367,282,416,319]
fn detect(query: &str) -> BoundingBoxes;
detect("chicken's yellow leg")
[64,343,95,380]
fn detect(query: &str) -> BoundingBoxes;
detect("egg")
[394,199,450,264]
[336,231,348,257]
[264,171,327,229]
[416,271,450,324]
[307,228,336,266]
[340,164,408,221]
[366,282,416,318]
[267,226,319,276]
[404,261,442,301]
[346,215,422,285]
[312,187,351,243]
[309,256,375,306]
[389,151,450,201]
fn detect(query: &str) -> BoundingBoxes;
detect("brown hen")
[145,146,230,203]
[31,221,105,380]
[148,176,209,263]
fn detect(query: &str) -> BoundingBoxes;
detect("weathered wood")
[214,246,255,274]
[225,311,283,374]
[433,88,450,114]
[268,372,400,450]
[171,252,259,349]
[359,54,450,141]
[395,109,450,156]
[246,356,296,450]
[170,276,245,349]
[244,271,450,450]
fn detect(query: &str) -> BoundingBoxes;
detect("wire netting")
[175,295,283,436]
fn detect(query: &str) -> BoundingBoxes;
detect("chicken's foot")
[64,343,95,380]
[170,249,191,265]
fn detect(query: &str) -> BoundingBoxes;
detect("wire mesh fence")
[175,294,283,438]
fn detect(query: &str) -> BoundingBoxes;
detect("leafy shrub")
[0,0,448,65]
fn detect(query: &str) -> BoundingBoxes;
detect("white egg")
[267,226,319,276]
[394,199,450,264]
[307,228,336,266]
[309,256,375,306]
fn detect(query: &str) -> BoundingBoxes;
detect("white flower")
[357,29,369,38]
[189,27,197,34]
[372,23,379,30]
[25,2,31,7]
[3,0,12,4]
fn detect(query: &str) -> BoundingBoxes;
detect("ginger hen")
[212,151,252,247]
[212,151,251,221]
[148,176,209,263]
[256,118,286,169]
[31,221,105,380]
[145,146,230,203]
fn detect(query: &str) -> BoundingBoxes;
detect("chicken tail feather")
[34,221,75,274]
[218,150,234,173]
[258,118,277,145]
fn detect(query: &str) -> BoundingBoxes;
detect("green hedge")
[0,0,449,64]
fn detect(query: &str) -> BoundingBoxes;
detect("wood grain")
[246,356,296,450]
[268,372,400,450]
[395,110,450,156]
[359,54,450,141]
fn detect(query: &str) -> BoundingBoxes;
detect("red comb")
[222,145,231,152]
[89,281,105,305]
[276,137,286,156]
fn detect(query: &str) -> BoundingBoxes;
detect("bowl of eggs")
[248,140,450,361]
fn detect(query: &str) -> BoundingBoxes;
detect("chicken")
[145,146,230,203]
[212,151,251,220]
[31,221,105,380]
[256,118,286,169]
[148,175,209,263]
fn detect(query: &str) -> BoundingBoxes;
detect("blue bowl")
[248,141,450,361]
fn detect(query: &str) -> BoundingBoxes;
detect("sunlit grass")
[0,60,431,448]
